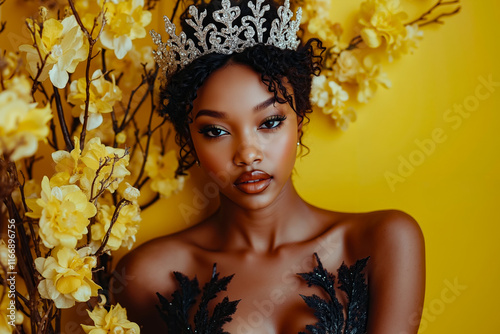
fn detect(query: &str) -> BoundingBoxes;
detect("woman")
[114,0,425,332]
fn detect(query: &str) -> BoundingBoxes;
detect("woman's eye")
[198,127,228,138]
[259,115,287,130]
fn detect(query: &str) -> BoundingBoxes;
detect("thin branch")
[140,192,159,210]
[67,0,107,151]
[170,0,183,21]
[53,86,74,151]
[36,301,54,334]
[94,198,131,256]
[406,0,460,26]
[418,6,461,27]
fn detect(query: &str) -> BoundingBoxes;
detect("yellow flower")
[100,0,152,59]
[19,15,89,88]
[51,137,130,199]
[26,176,96,248]
[387,23,424,62]
[311,75,330,108]
[333,51,360,83]
[311,73,349,110]
[68,70,122,130]
[0,240,14,274]
[145,147,185,198]
[0,51,21,79]
[356,56,392,103]
[81,304,140,334]
[328,80,349,108]
[0,76,52,161]
[358,0,408,48]
[330,107,357,131]
[105,45,154,88]
[35,246,101,309]
[122,182,140,202]
[92,199,141,251]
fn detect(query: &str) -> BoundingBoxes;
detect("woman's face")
[189,63,302,210]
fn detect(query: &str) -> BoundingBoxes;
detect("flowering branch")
[94,198,131,256]
[67,0,106,151]
[407,0,461,27]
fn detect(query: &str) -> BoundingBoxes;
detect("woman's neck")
[214,179,315,253]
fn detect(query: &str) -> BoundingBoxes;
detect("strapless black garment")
[156,253,369,334]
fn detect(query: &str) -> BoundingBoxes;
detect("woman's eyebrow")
[194,109,227,120]
[194,96,277,119]
[254,96,277,112]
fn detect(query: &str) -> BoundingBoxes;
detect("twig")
[406,0,460,26]
[36,301,54,334]
[133,67,159,188]
[67,0,107,151]
[140,192,159,210]
[346,35,363,51]
[53,86,74,151]
[418,6,461,27]
[170,0,183,21]
[25,19,52,99]
[94,198,131,256]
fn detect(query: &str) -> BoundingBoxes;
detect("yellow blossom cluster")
[51,137,130,200]
[92,195,141,252]
[299,0,428,129]
[145,146,185,198]
[35,247,101,308]
[100,0,152,59]
[81,304,140,334]
[105,45,154,87]
[68,70,123,131]
[356,55,392,103]
[0,51,21,79]
[0,76,52,161]
[20,15,89,88]
[26,176,97,248]
[358,0,408,48]
[311,73,355,130]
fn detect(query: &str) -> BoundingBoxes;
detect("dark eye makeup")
[198,114,287,139]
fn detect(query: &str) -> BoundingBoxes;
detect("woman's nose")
[233,139,263,166]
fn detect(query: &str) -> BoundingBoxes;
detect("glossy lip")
[234,170,273,194]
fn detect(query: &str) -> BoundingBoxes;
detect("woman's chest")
[189,250,352,333]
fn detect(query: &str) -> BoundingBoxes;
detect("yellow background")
[2,0,499,333]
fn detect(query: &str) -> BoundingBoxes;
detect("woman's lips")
[234,170,272,194]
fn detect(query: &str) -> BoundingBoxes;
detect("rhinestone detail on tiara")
[150,0,302,76]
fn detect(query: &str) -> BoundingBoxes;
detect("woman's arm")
[367,210,426,334]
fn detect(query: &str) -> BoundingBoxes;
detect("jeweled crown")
[150,0,302,76]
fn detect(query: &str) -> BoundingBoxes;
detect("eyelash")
[198,115,287,139]
[259,115,287,130]
[198,126,228,138]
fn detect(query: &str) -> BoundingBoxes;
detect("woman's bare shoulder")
[316,208,423,261]
[111,221,218,329]
[115,219,216,283]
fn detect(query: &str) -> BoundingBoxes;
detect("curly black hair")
[159,0,324,176]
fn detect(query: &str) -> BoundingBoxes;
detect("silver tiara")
[150,0,302,76]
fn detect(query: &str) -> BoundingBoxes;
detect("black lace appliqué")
[156,254,369,333]
[297,253,369,334]
[156,264,240,334]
